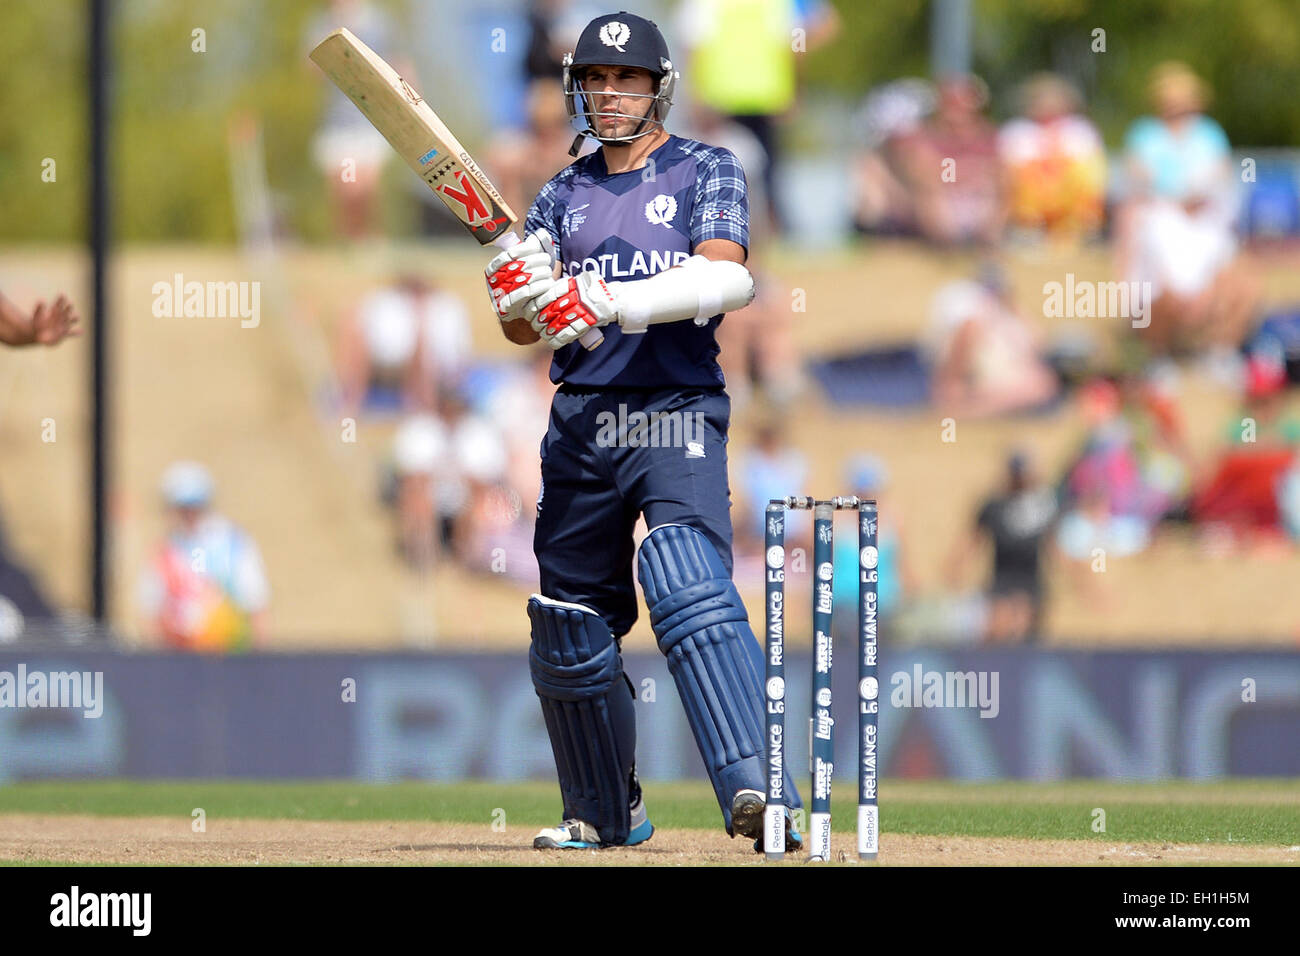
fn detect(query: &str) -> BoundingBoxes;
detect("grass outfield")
[1,779,1297,846]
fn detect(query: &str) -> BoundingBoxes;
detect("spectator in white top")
[391,388,510,572]
[927,265,1060,418]
[1118,62,1260,356]
[336,274,472,418]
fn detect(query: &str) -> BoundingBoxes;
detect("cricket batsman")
[483,11,803,852]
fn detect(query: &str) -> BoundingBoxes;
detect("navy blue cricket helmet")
[562,11,678,152]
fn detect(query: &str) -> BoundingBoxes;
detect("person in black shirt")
[948,451,1059,643]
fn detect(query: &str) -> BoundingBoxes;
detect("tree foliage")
[806,0,1300,145]
[3,0,1297,243]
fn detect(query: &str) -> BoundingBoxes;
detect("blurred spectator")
[910,74,1004,246]
[1279,458,1300,543]
[1119,62,1260,356]
[947,451,1059,643]
[1056,378,1175,546]
[390,388,509,573]
[734,419,809,555]
[850,78,935,237]
[336,274,471,418]
[392,414,442,571]
[523,0,606,84]
[1053,380,1161,567]
[998,73,1106,240]
[1119,366,1196,521]
[1123,62,1235,216]
[486,81,593,223]
[137,463,269,651]
[485,346,555,516]
[927,265,1059,417]
[1,287,78,640]
[477,348,555,585]
[677,0,841,234]
[1190,355,1300,543]
[0,511,57,641]
[0,290,80,348]
[688,104,772,243]
[1056,485,1151,564]
[688,104,801,408]
[715,265,803,411]
[306,0,403,239]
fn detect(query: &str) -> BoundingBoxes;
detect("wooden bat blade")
[310,27,517,245]
[310,29,603,350]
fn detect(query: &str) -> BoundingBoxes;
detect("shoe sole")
[533,821,655,850]
[625,819,655,846]
[533,837,600,850]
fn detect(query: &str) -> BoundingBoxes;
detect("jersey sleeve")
[524,175,565,259]
[691,147,750,253]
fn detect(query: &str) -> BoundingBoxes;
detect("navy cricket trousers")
[534,386,735,638]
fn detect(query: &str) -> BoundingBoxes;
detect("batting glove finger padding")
[484,230,557,322]
[486,252,558,320]
[528,272,621,350]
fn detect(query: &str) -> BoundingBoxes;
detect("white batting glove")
[484,231,559,323]
[524,271,621,350]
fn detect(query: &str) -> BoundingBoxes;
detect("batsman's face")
[581,66,656,136]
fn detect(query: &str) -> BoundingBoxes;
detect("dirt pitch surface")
[3,815,1297,866]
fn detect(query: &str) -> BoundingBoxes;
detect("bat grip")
[493,232,603,350]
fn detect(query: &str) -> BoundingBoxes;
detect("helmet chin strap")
[568,119,661,157]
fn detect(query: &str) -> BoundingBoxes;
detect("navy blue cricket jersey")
[524,134,750,389]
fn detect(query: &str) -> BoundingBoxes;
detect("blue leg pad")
[636,524,803,833]
[528,594,637,846]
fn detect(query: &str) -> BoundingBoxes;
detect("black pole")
[89,0,110,628]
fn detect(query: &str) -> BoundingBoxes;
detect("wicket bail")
[764,496,879,863]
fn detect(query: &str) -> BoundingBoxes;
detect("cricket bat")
[309,27,602,349]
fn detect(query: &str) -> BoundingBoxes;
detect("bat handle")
[493,231,604,350]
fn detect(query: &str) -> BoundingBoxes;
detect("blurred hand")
[30,295,82,346]
[0,292,81,347]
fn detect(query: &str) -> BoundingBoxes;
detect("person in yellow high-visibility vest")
[677,0,840,234]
